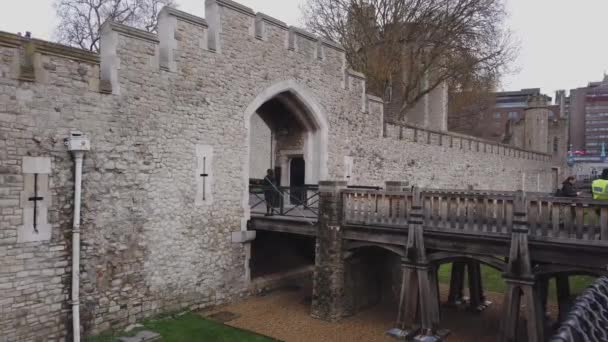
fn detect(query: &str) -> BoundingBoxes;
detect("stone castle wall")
[0,0,556,339]
[249,113,272,179]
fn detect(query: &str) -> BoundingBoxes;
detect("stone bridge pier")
[311,181,348,321]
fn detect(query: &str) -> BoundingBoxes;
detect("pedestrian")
[264,169,276,216]
[592,169,608,200]
[559,176,580,197]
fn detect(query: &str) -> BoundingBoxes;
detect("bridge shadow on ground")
[203,283,546,342]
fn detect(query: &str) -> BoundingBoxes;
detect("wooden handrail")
[340,187,608,244]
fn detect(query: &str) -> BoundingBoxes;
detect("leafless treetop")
[54,0,176,52]
[302,0,517,119]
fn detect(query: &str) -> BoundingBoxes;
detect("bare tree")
[448,75,498,135]
[302,0,517,121]
[54,0,176,52]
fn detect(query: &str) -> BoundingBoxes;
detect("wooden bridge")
[248,181,608,342]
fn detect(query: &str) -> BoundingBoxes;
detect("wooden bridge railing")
[342,189,413,227]
[527,196,608,244]
[342,187,608,245]
[421,190,514,236]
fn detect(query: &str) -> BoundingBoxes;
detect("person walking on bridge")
[592,169,608,200]
[264,169,277,216]
[560,176,580,197]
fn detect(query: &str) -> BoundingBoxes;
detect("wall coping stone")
[256,12,288,29]
[0,31,100,64]
[367,94,384,103]
[290,26,317,42]
[216,0,255,17]
[162,7,208,28]
[102,21,160,44]
[321,39,345,52]
[347,69,366,80]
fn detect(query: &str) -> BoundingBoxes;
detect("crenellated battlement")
[255,12,288,40]
[0,31,101,91]
[0,0,390,129]
[0,0,377,106]
[158,7,209,72]
[0,0,383,113]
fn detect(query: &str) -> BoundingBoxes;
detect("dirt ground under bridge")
[202,284,556,342]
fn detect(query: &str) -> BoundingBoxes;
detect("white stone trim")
[19,157,52,243]
[158,9,179,72]
[22,157,51,174]
[278,149,304,187]
[344,156,354,184]
[100,24,121,95]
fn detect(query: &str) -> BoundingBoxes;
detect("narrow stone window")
[19,157,52,242]
[344,156,354,184]
[553,137,559,153]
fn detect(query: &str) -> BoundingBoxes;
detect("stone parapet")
[384,122,552,162]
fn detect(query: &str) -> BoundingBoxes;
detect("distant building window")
[553,137,559,153]
[508,111,518,120]
[494,112,502,119]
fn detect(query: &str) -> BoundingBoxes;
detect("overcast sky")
[2,0,608,98]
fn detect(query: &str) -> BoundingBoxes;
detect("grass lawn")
[437,263,596,300]
[88,312,276,342]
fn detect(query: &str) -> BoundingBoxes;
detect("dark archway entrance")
[344,246,402,317]
[250,231,315,279]
[290,157,305,204]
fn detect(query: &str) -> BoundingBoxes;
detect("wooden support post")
[556,274,571,323]
[539,276,549,319]
[467,261,485,311]
[501,282,522,342]
[500,191,544,342]
[447,262,465,306]
[392,187,449,341]
[400,263,420,329]
[427,264,441,325]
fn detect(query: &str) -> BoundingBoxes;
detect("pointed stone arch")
[241,80,329,227]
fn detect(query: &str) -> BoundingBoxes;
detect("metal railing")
[249,184,319,219]
[249,184,383,221]
[551,277,608,342]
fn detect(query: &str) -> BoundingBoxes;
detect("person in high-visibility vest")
[592,169,608,200]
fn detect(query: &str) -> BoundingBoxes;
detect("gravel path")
[203,286,555,342]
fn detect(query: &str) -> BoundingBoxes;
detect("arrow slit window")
[19,157,52,242]
[344,156,354,184]
[196,145,214,205]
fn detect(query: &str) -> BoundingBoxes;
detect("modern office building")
[569,75,608,161]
